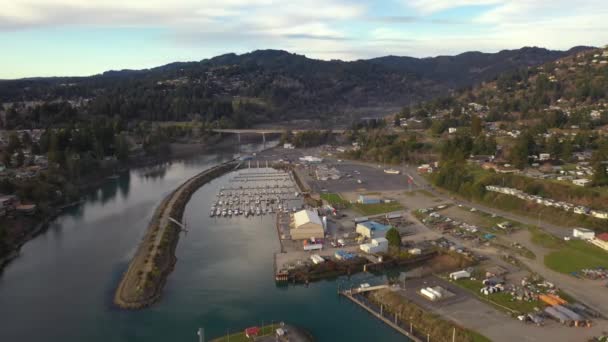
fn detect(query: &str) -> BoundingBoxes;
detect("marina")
[209,169,304,219]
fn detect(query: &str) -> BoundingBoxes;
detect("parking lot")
[395,276,608,342]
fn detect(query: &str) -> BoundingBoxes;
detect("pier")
[340,286,425,342]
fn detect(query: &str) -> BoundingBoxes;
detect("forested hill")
[422,46,608,126]
[369,46,591,87]
[0,47,593,129]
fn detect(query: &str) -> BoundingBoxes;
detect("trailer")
[449,270,471,280]
[554,305,583,322]
[421,288,438,301]
[545,306,570,324]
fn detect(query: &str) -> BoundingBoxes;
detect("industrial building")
[291,209,324,240]
[573,227,595,240]
[360,237,388,254]
[356,221,390,239]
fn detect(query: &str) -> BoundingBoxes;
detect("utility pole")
[197,328,204,342]
[452,327,456,342]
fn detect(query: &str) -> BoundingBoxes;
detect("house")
[591,210,608,219]
[290,209,324,240]
[283,143,295,149]
[572,178,591,187]
[573,227,595,240]
[539,153,551,161]
[356,221,390,239]
[591,233,608,251]
[448,127,458,134]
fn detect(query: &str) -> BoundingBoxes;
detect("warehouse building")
[573,227,595,240]
[291,209,324,240]
[356,221,390,239]
[360,237,388,254]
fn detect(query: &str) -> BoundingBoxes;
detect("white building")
[572,178,591,187]
[448,127,458,134]
[283,143,295,149]
[360,238,388,254]
[573,228,595,240]
[299,156,323,163]
[291,209,324,240]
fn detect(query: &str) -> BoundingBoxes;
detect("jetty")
[340,285,424,342]
[114,161,237,309]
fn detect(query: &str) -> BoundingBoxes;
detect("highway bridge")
[211,128,346,134]
[212,128,346,145]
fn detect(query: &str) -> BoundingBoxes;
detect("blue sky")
[1,0,606,79]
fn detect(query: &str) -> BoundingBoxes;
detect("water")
[0,144,405,342]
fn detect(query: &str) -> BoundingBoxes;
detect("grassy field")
[454,279,543,314]
[544,239,608,274]
[528,225,565,249]
[405,189,437,198]
[352,202,404,215]
[320,193,350,207]
[211,324,277,342]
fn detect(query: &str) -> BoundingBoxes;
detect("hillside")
[433,46,608,126]
[0,47,593,129]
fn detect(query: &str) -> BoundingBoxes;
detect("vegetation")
[369,289,491,342]
[385,227,401,248]
[454,278,543,314]
[352,202,403,215]
[344,128,431,164]
[431,163,608,231]
[544,240,608,274]
[320,193,349,208]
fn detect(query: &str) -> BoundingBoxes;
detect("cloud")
[406,0,501,14]
[1,0,607,73]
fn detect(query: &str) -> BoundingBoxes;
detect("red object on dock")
[245,326,260,337]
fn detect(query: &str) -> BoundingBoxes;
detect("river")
[0,143,405,342]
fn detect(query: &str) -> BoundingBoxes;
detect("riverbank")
[114,160,237,309]
[0,138,230,273]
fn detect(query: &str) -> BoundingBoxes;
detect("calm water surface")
[0,144,404,342]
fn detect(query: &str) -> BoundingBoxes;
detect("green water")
[0,147,405,342]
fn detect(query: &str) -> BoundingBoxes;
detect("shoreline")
[0,139,231,273]
[113,160,237,309]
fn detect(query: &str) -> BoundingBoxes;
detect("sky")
[1,0,607,79]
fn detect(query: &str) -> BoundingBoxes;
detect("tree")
[471,115,482,136]
[6,132,21,154]
[386,227,401,248]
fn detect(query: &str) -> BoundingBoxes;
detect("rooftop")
[358,221,390,232]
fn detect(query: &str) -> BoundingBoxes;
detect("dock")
[340,286,424,342]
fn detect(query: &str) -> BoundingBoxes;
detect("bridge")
[212,128,346,146]
[211,128,345,134]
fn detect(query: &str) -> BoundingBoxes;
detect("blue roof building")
[356,220,391,239]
